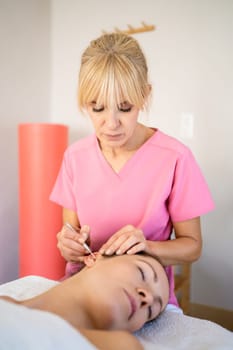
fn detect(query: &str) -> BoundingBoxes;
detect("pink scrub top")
[50,129,214,306]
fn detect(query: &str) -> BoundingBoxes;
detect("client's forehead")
[125,253,158,264]
[103,253,160,267]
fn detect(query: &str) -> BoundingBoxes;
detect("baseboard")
[188,303,233,331]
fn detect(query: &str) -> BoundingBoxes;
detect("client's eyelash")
[138,267,152,320]
[148,306,152,320]
[138,267,145,280]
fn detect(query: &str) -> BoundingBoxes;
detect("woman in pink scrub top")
[50,32,214,308]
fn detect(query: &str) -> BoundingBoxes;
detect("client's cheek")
[128,314,147,333]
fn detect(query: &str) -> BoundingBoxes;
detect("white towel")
[0,299,96,350]
[136,309,233,350]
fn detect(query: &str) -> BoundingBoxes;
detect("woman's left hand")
[99,225,147,256]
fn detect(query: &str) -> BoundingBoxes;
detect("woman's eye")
[138,267,145,281]
[118,102,133,112]
[93,107,104,112]
[118,107,132,112]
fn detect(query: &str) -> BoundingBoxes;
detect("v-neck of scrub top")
[94,128,158,180]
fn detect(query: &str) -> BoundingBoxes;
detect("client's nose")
[137,288,153,306]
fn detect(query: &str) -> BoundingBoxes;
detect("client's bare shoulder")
[0,295,21,304]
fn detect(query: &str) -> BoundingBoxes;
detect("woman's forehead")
[91,85,130,106]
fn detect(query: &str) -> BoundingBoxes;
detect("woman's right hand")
[57,224,91,263]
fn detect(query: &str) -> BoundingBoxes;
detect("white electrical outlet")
[179,113,194,139]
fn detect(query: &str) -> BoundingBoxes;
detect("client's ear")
[83,252,101,267]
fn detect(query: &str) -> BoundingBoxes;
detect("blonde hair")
[78,33,151,111]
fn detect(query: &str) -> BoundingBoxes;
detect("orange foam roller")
[18,123,68,279]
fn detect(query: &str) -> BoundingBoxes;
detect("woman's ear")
[146,84,152,100]
[141,84,152,111]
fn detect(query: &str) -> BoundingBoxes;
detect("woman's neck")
[20,281,94,330]
[99,124,155,173]
[100,124,154,156]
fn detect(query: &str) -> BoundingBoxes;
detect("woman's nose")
[105,110,120,129]
[137,288,153,307]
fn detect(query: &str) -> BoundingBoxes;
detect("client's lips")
[124,290,137,320]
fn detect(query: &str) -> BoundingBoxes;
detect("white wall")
[0,0,51,282]
[0,0,232,311]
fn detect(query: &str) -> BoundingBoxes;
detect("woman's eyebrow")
[137,259,158,282]
[119,101,130,105]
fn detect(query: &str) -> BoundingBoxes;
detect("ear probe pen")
[65,222,95,258]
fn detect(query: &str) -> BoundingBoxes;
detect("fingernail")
[79,234,88,244]
[105,249,112,255]
[82,232,88,240]
[116,250,121,255]
[82,225,90,232]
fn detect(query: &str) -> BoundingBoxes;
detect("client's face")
[83,254,169,332]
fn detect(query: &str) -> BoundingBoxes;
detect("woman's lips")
[104,133,123,140]
[124,290,137,320]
